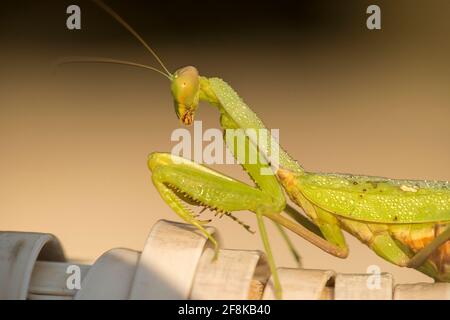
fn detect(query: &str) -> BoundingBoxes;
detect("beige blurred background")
[1,1,449,284]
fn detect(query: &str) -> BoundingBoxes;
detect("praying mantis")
[64,0,450,299]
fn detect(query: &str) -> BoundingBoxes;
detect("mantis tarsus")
[65,0,450,299]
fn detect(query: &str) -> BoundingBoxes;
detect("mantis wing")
[297,172,450,223]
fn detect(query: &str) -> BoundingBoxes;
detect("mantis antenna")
[92,0,172,77]
[56,57,172,80]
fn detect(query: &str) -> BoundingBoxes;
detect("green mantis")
[67,0,450,299]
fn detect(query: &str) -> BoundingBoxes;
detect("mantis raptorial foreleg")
[148,151,284,297]
[219,110,349,259]
[150,164,219,256]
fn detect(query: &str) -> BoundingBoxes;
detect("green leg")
[369,232,411,267]
[341,219,411,266]
[152,175,220,259]
[283,203,323,237]
[340,219,450,279]
[148,152,286,297]
[368,230,448,280]
[367,223,450,273]
[257,212,282,299]
[273,221,301,266]
[312,206,349,258]
[407,225,450,269]
[219,114,298,297]
[219,113,345,266]
[277,188,349,258]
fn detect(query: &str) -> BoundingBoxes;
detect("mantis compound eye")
[171,66,200,125]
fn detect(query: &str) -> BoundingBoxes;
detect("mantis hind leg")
[341,219,441,278]
[407,225,450,270]
[385,222,450,280]
[312,206,349,258]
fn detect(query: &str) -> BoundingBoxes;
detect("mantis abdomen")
[279,170,450,281]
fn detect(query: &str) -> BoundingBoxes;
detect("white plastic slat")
[334,273,393,300]
[28,293,73,300]
[29,261,90,296]
[0,232,65,300]
[394,283,450,300]
[263,268,335,300]
[2,221,450,300]
[190,248,270,300]
[75,248,140,300]
[129,220,216,299]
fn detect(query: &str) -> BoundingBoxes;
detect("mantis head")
[59,1,202,126]
[171,66,200,126]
